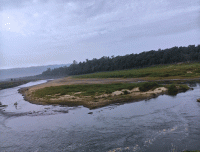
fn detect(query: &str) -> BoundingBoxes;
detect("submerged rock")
[0,105,8,107]
[197,98,200,102]
[0,102,7,107]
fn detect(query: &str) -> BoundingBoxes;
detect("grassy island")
[19,79,190,109]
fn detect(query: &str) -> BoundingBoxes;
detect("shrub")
[139,82,159,92]
[168,84,178,95]
[179,84,190,92]
[123,90,129,95]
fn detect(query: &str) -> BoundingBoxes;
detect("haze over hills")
[0,64,71,81]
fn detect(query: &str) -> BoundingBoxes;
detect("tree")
[73,60,78,65]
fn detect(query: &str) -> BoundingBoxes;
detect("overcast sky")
[0,0,199,69]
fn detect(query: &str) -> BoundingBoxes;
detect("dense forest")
[41,45,200,77]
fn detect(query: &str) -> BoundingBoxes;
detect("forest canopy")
[41,45,200,77]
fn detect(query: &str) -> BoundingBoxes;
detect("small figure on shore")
[14,102,18,109]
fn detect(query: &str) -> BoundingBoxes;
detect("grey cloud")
[78,8,199,46]
[1,0,47,7]
[1,0,28,8]
[0,0,199,69]
[84,0,106,18]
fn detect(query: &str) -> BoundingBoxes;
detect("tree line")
[41,45,200,77]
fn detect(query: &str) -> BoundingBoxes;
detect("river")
[0,80,200,152]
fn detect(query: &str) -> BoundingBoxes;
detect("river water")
[0,80,200,152]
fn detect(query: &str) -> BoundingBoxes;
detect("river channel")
[0,80,200,152]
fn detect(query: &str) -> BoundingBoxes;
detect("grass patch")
[73,62,200,79]
[178,84,190,92]
[139,82,160,92]
[33,82,162,99]
[166,84,190,95]
[167,84,178,95]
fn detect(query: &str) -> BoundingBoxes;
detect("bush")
[123,90,130,95]
[168,84,178,95]
[178,84,190,92]
[139,82,159,92]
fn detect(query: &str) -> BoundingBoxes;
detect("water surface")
[0,81,200,152]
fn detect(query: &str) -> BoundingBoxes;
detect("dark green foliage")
[166,84,190,95]
[178,84,190,92]
[139,82,160,92]
[40,45,200,77]
[167,84,178,95]
[123,90,129,95]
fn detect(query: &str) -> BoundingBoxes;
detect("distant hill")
[0,64,71,81]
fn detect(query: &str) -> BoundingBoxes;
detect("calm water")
[0,81,200,152]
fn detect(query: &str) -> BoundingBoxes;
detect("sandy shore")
[18,77,171,109]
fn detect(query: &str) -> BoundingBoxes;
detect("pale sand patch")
[145,87,167,94]
[112,91,123,96]
[45,94,82,102]
[187,71,193,73]
[74,92,82,95]
[130,87,139,92]
[111,87,167,97]
[95,94,110,99]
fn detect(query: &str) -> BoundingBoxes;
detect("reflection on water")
[0,81,200,152]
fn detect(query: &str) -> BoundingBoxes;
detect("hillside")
[0,64,70,81]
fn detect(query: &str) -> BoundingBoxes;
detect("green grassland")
[73,62,200,79]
